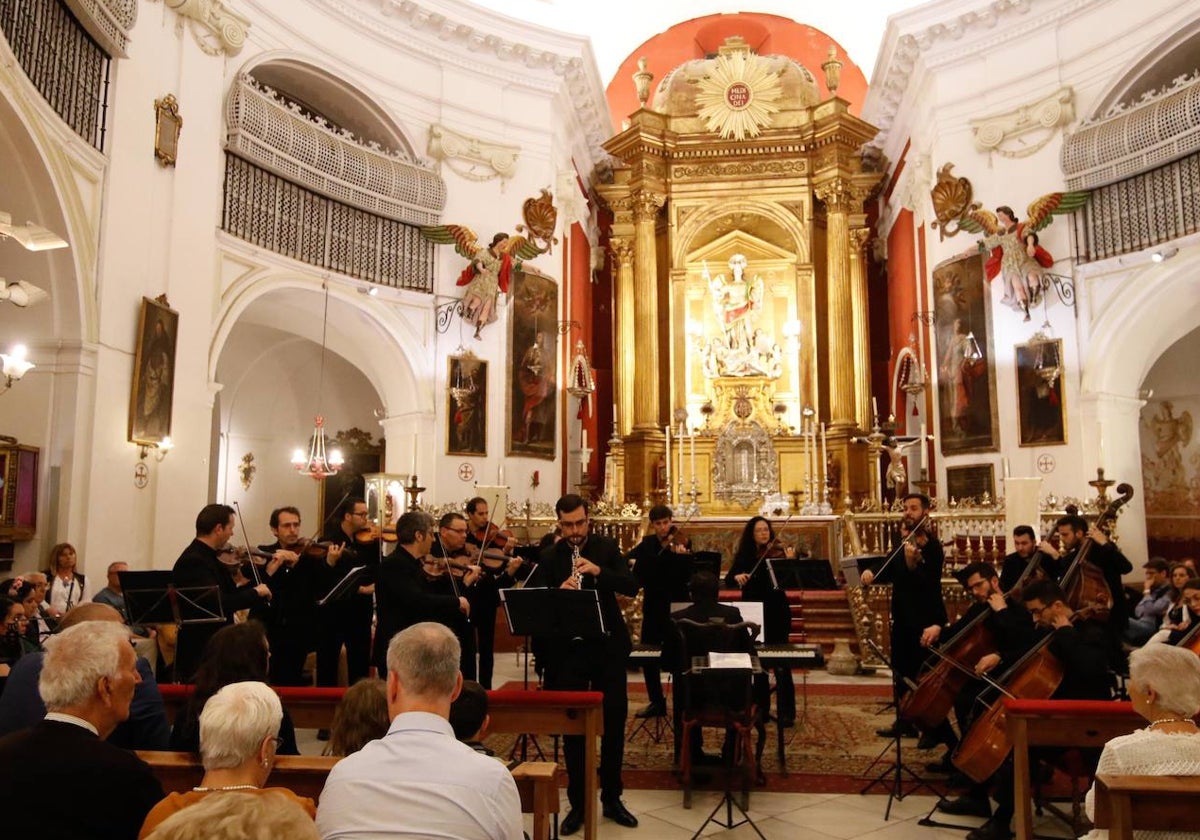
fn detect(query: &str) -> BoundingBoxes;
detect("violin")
[470,521,527,576]
[657,526,692,555]
[355,524,397,544]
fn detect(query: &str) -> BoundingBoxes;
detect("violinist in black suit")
[526,495,639,834]
[725,516,796,726]
[628,504,691,719]
[317,497,378,688]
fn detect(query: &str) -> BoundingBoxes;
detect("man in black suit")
[0,620,164,838]
[172,503,271,681]
[998,525,1066,593]
[527,494,639,834]
[318,497,379,688]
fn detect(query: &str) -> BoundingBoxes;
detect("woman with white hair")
[1082,644,1200,839]
[138,682,315,839]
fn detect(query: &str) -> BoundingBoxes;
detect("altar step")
[784,589,858,658]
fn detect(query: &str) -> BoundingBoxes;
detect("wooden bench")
[155,686,600,840]
[136,752,561,840]
[1093,773,1200,840]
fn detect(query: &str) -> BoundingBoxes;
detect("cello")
[899,603,998,730]
[1058,484,1135,621]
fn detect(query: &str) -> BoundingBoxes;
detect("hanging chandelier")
[291,285,343,479]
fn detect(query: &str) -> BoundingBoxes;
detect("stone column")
[610,237,635,437]
[817,180,856,428]
[631,189,665,431]
[849,226,872,429]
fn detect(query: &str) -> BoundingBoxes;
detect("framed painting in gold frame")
[128,296,179,446]
[505,267,558,460]
[946,464,996,504]
[447,354,487,457]
[1015,337,1067,447]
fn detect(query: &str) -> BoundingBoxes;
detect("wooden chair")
[1092,773,1200,840]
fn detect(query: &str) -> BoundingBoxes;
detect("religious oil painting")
[946,464,996,504]
[1015,337,1067,447]
[447,355,487,457]
[506,267,558,459]
[931,253,999,455]
[128,296,179,446]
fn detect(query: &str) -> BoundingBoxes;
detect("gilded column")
[631,189,665,431]
[817,180,856,428]
[849,226,872,430]
[610,237,636,437]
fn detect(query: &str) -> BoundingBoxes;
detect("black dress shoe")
[965,818,1014,840]
[634,701,666,718]
[560,808,583,836]
[876,723,918,738]
[917,729,944,750]
[937,795,992,818]
[602,798,639,828]
[924,756,954,774]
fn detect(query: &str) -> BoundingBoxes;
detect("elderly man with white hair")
[139,680,315,838]
[0,620,164,838]
[1082,643,1200,840]
[317,622,523,840]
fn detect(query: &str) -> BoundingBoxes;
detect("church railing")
[0,0,112,150]
[63,0,135,57]
[221,154,435,292]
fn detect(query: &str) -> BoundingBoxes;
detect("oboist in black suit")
[172,503,271,682]
[527,494,639,834]
[628,504,691,719]
[859,492,946,740]
[317,496,378,689]
[0,621,164,838]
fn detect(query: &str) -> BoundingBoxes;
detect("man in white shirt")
[317,621,523,840]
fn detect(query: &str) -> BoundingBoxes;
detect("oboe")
[571,542,583,588]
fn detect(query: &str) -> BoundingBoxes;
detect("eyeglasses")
[444,527,468,535]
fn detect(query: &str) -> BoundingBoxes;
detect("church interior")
[3,0,1200,834]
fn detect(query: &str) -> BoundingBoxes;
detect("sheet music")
[706,652,753,669]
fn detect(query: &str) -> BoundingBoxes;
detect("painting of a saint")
[447,356,487,457]
[128,297,179,446]
[1015,338,1067,446]
[932,254,998,454]
[506,268,557,459]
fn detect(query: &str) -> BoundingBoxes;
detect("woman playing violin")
[723,515,797,726]
[465,497,526,688]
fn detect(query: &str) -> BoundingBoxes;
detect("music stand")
[318,566,367,607]
[859,637,937,818]
[121,571,224,684]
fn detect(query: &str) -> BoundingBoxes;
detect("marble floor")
[296,654,1081,840]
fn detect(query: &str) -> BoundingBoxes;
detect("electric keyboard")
[629,642,824,668]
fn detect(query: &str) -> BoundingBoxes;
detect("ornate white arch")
[673,197,811,265]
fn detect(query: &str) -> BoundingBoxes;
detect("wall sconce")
[0,344,34,395]
[138,436,174,462]
[0,210,68,251]
[1151,247,1179,263]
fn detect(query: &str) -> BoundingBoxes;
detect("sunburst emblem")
[695,52,783,141]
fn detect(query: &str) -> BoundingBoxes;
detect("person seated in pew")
[139,681,316,839]
[1158,579,1200,646]
[168,621,298,755]
[316,622,523,840]
[144,790,318,840]
[1080,643,1200,840]
[450,679,498,758]
[1125,558,1174,647]
[0,602,170,750]
[325,677,389,757]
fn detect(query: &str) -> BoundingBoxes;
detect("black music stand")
[859,637,937,818]
[318,565,367,606]
[121,571,224,684]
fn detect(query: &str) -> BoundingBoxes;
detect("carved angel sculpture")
[420,226,544,338]
[959,192,1088,321]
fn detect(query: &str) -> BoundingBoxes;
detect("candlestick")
[1098,421,1105,472]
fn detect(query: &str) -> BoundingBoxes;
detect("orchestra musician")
[172,504,271,682]
[317,497,378,691]
[952,579,1112,840]
[254,506,338,686]
[374,511,474,678]
[925,562,1035,812]
[725,516,796,727]
[430,512,482,679]
[526,494,639,833]
[859,493,946,741]
[464,496,524,688]
[998,525,1065,593]
[628,504,691,719]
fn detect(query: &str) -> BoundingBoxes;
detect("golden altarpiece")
[597,38,882,536]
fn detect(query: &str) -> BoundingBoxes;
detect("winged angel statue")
[959,192,1088,321]
[421,190,558,339]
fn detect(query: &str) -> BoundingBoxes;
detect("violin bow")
[922,643,1016,700]
[655,506,700,557]
[867,512,930,583]
[230,500,264,587]
[476,488,507,557]
[743,512,797,587]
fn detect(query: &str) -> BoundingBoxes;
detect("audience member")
[144,791,319,840]
[0,602,170,749]
[0,594,29,694]
[169,621,298,755]
[93,561,154,637]
[316,622,523,840]
[1126,558,1173,645]
[325,677,389,757]
[23,571,55,636]
[1082,643,1200,840]
[140,681,315,838]
[45,541,91,617]
[449,678,492,753]
[0,621,164,838]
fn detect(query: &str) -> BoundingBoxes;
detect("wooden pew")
[1003,699,1144,840]
[1092,774,1200,840]
[155,686,600,840]
[137,752,560,840]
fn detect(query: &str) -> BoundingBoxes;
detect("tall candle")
[872,397,879,424]
[690,428,696,486]
[1098,422,1106,471]
[806,419,814,492]
[582,428,588,450]
[1003,457,1011,479]
[665,424,671,495]
[820,422,828,493]
[919,420,927,470]
[411,435,418,475]
[678,421,685,494]
[498,464,504,484]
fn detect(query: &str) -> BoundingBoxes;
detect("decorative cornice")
[864,0,1101,155]
[971,86,1073,159]
[317,0,611,172]
[427,124,520,182]
[158,0,251,57]
[63,0,137,58]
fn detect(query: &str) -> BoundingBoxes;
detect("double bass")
[1058,484,1135,621]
